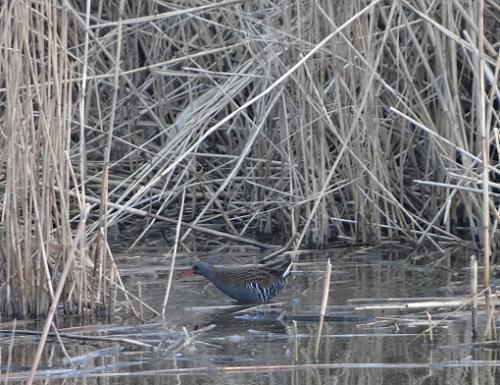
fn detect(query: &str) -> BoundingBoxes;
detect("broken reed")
[0,0,498,318]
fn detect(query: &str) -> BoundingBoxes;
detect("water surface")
[1,245,498,384]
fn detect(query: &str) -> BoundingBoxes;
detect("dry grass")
[0,0,499,318]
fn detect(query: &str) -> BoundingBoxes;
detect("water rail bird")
[182,237,296,303]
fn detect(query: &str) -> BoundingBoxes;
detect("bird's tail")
[262,254,293,278]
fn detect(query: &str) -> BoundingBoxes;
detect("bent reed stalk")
[0,0,498,318]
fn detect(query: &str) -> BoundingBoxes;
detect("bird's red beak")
[180,269,194,278]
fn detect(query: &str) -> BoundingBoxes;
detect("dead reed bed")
[0,0,498,319]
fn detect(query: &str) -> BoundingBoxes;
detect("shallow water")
[1,245,499,384]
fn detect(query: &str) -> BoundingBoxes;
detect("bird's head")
[181,260,213,279]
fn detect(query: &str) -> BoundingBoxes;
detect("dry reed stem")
[7,361,500,382]
[482,287,498,341]
[162,188,186,316]
[293,320,298,364]
[4,318,16,385]
[478,0,493,342]
[50,322,74,367]
[471,255,478,340]
[314,258,332,357]
[425,311,433,342]
[478,0,490,287]
[26,204,90,385]
[0,327,154,349]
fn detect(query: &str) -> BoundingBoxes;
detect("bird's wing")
[213,264,281,289]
